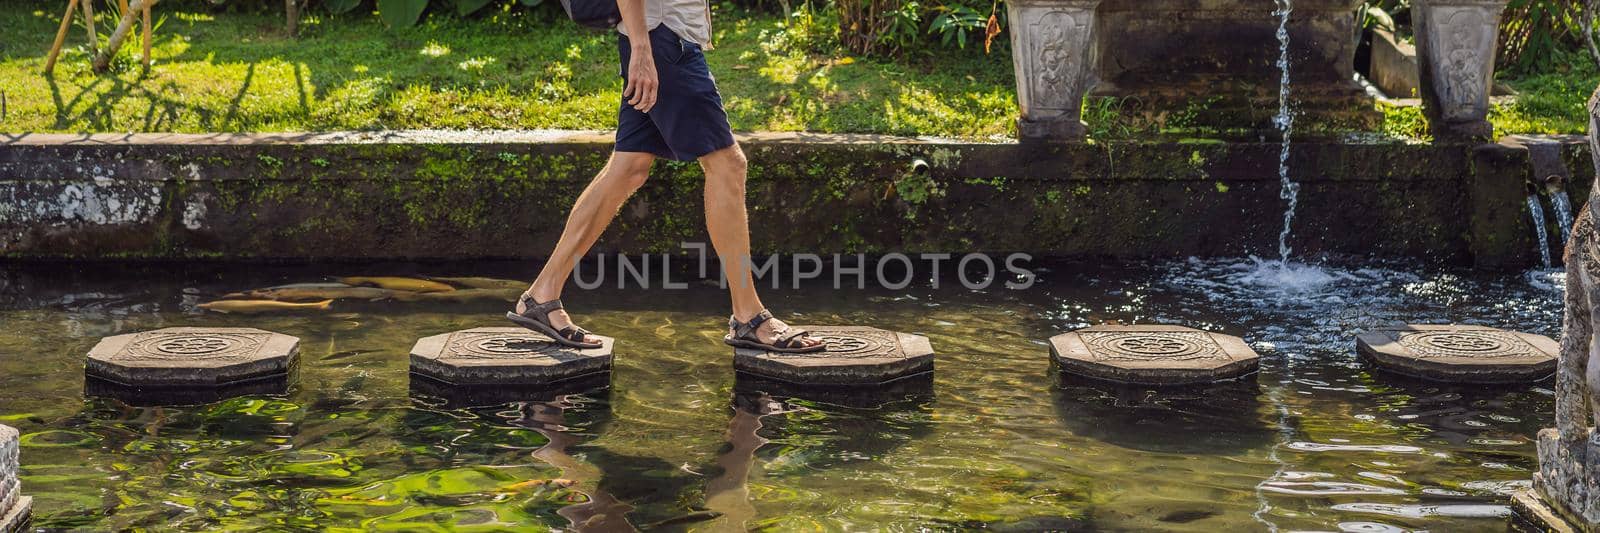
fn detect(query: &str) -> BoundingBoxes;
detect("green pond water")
[0,258,1567,531]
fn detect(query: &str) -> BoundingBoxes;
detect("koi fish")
[337,276,455,293]
[424,276,527,291]
[224,287,398,301]
[198,299,333,314]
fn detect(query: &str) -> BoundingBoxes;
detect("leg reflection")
[703,391,788,532]
[513,397,637,532]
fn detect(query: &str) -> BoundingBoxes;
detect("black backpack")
[560,0,622,29]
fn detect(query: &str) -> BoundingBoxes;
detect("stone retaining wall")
[0,131,1590,269]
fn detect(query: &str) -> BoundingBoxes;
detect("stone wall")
[0,131,1589,269]
[1093,0,1379,132]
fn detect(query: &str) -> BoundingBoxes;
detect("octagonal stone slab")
[1356,324,1556,383]
[732,326,934,386]
[410,327,614,386]
[1050,325,1259,385]
[86,327,300,387]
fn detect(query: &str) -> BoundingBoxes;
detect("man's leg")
[700,144,821,348]
[522,151,656,339]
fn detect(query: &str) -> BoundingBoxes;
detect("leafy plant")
[1498,0,1584,74]
[377,0,428,27]
[929,3,984,48]
[324,0,364,14]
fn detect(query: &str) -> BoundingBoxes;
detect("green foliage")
[454,0,496,16]
[1493,49,1600,135]
[1499,0,1586,74]
[323,0,364,14]
[928,3,984,49]
[377,0,428,27]
[834,0,1003,57]
[3,4,1017,137]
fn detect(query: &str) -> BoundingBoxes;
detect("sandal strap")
[773,328,811,348]
[729,309,774,340]
[557,326,590,342]
[517,293,564,319]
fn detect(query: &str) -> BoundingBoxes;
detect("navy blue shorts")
[615,26,736,162]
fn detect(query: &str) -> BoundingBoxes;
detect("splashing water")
[1236,0,1334,296]
[1273,0,1297,263]
[1527,194,1553,268]
[1550,190,1574,247]
[1254,2,1299,531]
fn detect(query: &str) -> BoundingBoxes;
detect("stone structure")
[1369,26,1421,99]
[1513,90,1600,532]
[732,326,934,386]
[86,327,299,387]
[1092,0,1379,132]
[1006,0,1101,141]
[1355,324,1556,382]
[0,425,31,533]
[1049,325,1259,385]
[409,327,613,386]
[411,372,611,408]
[1413,0,1509,140]
[0,132,1592,270]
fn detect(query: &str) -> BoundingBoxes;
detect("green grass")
[1492,54,1599,136]
[1,0,1592,138]
[0,0,1018,137]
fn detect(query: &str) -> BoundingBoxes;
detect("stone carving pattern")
[118,332,268,361]
[1027,9,1087,115]
[1534,85,1600,526]
[1432,6,1490,121]
[444,331,559,360]
[1078,331,1227,362]
[810,330,903,359]
[1393,330,1530,359]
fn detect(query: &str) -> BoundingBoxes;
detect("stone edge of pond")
[0,130,1590,270]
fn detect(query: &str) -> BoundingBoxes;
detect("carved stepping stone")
[86,327,300,388]
[410,327,613,386]
[732,326,934,386]
[1356,325,1556,383]
[1049,325,1260,385]
[0,425,31,533]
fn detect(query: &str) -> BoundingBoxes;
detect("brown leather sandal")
[723,310,824,353]
[505,293,603,349]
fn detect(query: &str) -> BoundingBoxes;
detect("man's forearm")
[619,0,649,50]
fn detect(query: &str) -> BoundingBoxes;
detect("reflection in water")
[508,398,636,531]
[702,391,786,531]
[1052,375,1271,454]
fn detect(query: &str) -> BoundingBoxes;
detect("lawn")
[0,0,1592,139]
[0,0,1019,138]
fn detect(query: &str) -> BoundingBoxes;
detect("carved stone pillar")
[1413,0,1509,141]
[0,425,30,533]
[1514,87,1600,532]
[1006,0,1101,142]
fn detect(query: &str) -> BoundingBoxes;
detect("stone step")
[409,327,613,387]
[84,327,299,403]
[731,326,934,387]
[1355,324,1557,383]
[0,425,29,533]
[1050,325,1260,385]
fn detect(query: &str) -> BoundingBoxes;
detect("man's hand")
[623,45,658,113]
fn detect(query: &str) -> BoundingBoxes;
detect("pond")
[0,257,1564,531]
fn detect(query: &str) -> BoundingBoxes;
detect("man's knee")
[605,155,654,191]
[705,144,748,176]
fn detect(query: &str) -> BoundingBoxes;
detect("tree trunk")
[92,0,148,72]
[286,0,300,36]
